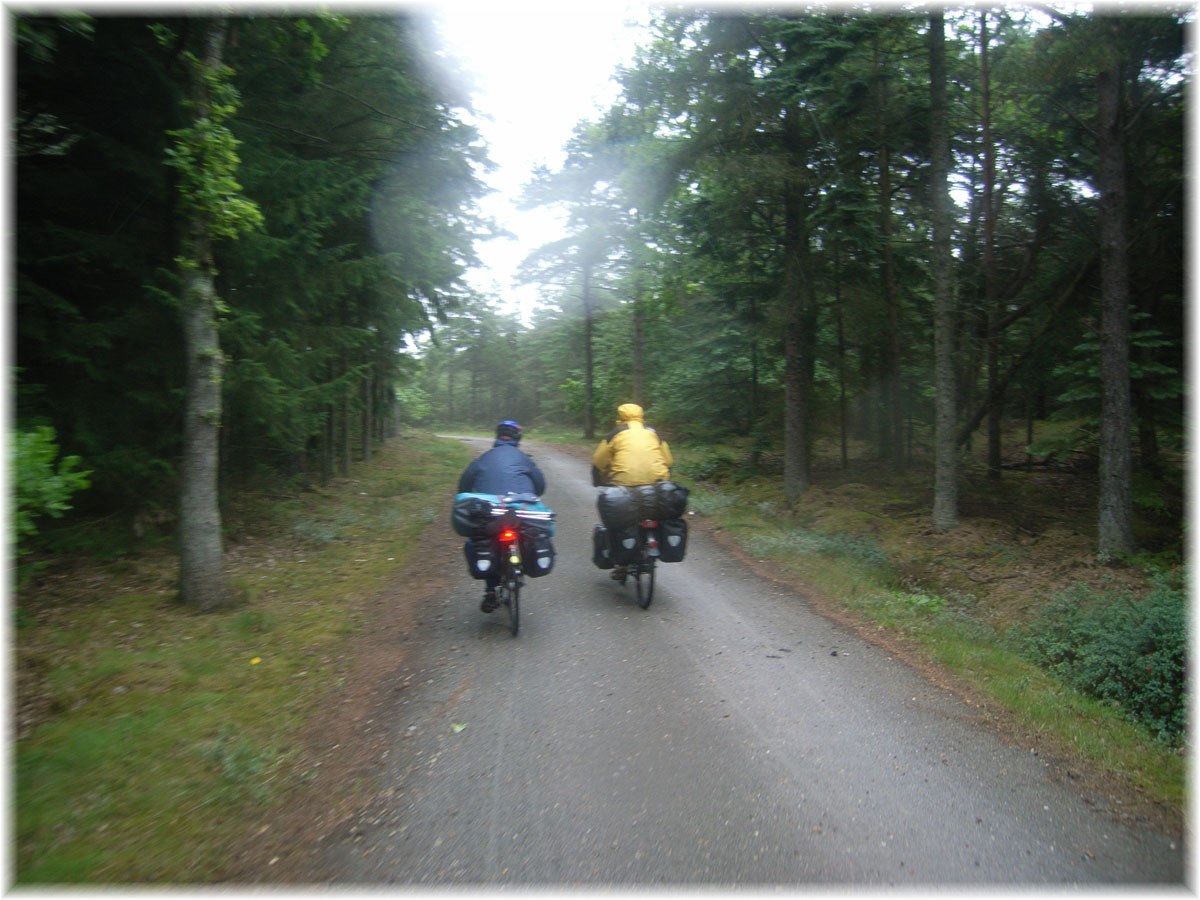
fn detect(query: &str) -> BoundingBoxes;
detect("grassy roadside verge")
[14,432,472,883]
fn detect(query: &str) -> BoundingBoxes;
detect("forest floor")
[770,450,1167,634]
[14,432,1185,883]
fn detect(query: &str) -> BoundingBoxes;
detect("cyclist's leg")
[481,568,500,612]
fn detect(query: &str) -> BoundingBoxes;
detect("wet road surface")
[320,438,1184,887]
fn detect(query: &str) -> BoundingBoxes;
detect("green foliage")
[1026,417,1093,461]
[160,29,263,242]
[674,449,736,482]
[15,15,94,63]
[394,382,432,425]
[13,426,91,554]
[888,588,947,615]
[1018,569,1187,744]
[16,14,490,512]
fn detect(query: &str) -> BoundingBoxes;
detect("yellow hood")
[616,403,644,425]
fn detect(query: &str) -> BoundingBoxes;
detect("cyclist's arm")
[591,440,613,485]
[457,461,477,494]
[528,460,546,496]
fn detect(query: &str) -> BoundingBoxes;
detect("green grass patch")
[15,432,471,884]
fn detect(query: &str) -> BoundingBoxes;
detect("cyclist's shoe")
[610,565,628,581]
[481,590,498,613]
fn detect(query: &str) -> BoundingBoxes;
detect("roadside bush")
[674,449,736,482]
[1019,570,1187,744]
[14,426,91,584]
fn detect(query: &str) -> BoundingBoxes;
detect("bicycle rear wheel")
[497,559,520,636]
[635,555,655,609]
[506,573,520,635]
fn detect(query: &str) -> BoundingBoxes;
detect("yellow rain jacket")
[592,403,673,486]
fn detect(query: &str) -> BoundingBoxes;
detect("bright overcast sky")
[425,1,653,321]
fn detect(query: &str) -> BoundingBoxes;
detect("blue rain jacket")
[457,438,546,498]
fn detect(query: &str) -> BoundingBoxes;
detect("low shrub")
[1019,569,1187,745]
[674,450,735,482]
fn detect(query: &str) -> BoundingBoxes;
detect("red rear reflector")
[500,528,517,543]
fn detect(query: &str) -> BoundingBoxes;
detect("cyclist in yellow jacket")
[592,404,673,580]
[592,403,673,487]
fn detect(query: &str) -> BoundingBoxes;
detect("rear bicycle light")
[498,526,521,564]
[642,520,659,552]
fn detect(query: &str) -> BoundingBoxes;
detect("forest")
[11,8,1190,880]
[15,8,1186,588]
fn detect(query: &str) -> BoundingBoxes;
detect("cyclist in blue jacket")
[458,420,546,611]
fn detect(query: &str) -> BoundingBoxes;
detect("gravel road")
[319,437,1184,886]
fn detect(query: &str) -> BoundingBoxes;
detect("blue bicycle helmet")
[496,419,522,442]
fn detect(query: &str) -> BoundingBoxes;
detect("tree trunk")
[929,9,959,530]
[981,12,1003,479]
[834,245,848,470]
[361,371,372,462]
[782,104,810,503]
[1095,27,1136,562]
[339,387,350,476]
[748,295,760,434]
[582,265,596,440]
[178,18,232,612]
[874,41,903,470]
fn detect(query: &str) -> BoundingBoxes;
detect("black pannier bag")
[656,481,689,519]
[631,483,659,518]
[599,482,684,526]
[463,539,496,579]
[592,524,615,569]
[520,524,555,577]
[452,494,495,537]
[657,517,688,562]
[608,524,641,564]
[597,485,639,529]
